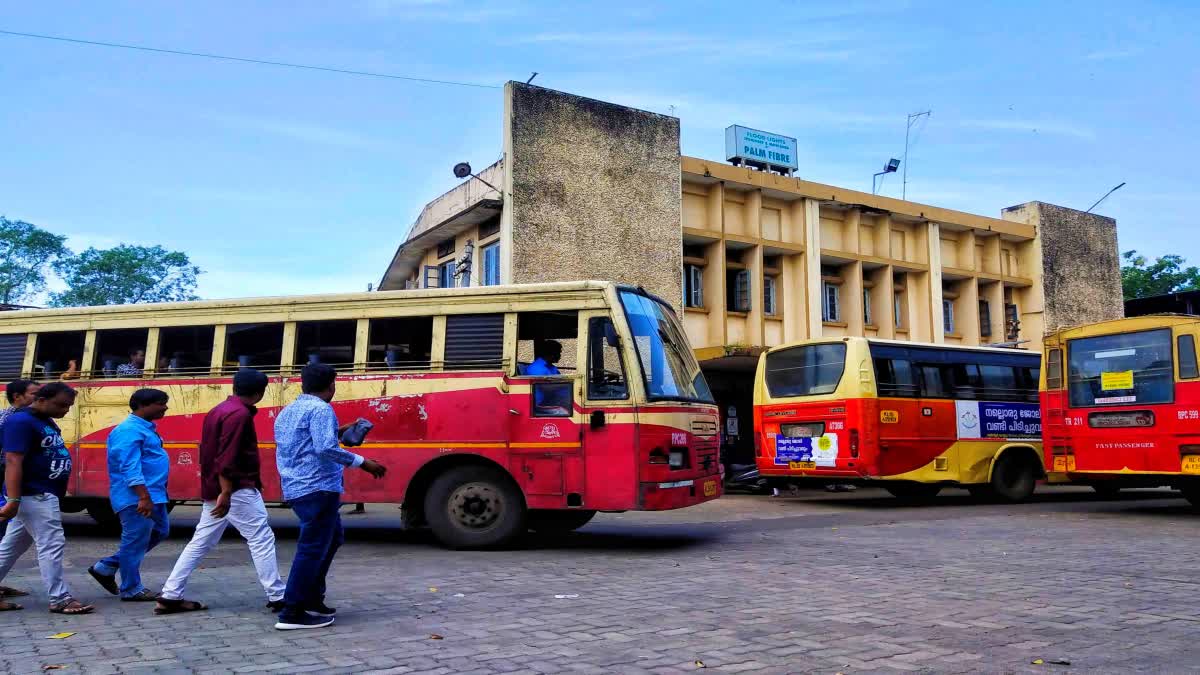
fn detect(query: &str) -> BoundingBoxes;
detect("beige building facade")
[380,82,1122,464]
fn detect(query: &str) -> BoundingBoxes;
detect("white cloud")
[957,118,1096,142]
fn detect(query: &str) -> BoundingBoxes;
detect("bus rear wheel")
[990,452,1037,503]
[528,509,597,534]
[884,483,941,502]
[424,465,526,550]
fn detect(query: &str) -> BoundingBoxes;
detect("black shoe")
[87,566,118,596]
[306,601,336,617]
[266,599,286,612]
[275,613,335,631]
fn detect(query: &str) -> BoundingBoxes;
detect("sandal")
[49,599,95,615]
[0,600,22,611]
[121,589,159,602]
[154,598,207,615]
[0,585,29,598]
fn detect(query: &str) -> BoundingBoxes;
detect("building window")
[894,291,905,329]
[764,275,777,316]
[727,270,751,312]
[481,242,500,286]
[438,261,456,289]
[979,299,992,338]
[684,264,704,308]
[1005,302,1020,340]
[479,218,500,240]
[822,282,841,322]
[863,289,873,326]
[437,239,455,259]
[943,298,955,335]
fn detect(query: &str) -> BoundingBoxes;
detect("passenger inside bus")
[117,348,146,377]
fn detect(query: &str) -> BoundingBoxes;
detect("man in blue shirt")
[526,340,562,376]
[87,388,171,602]
[0,378,38,607]
[273,364,386,630]
[0,382,94,614]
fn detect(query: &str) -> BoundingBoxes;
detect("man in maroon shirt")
[155,369,285,614]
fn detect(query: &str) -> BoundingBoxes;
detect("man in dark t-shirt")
[0,383,94,614]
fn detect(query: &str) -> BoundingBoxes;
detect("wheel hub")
[448,482,502,529]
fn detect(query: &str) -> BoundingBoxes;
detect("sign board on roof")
[725,125,799,171]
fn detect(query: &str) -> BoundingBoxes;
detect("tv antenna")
[902,110,931,200]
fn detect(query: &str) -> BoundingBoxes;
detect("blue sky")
[2,1,1197,299]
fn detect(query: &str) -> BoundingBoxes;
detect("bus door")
[576,311,637,509]
[1041,342,1073,475]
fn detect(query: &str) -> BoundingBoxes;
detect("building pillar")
[803,198,823,339]
[926,221,945,343]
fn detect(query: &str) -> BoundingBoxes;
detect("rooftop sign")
[725,125,798,172]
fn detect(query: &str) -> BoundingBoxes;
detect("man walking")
[273,363,386,630]
[0,379,39,607]
[156,369,286,615]
[0,383,94,614]
[88,389,172,602]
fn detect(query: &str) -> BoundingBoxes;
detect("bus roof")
[1047,314,1200,340]
[764,336,1037,357]
[0,281,644,333]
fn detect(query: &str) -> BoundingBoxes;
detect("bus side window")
[368,317,433,371]
[873,356,916,398]
[444,314,504,371]
[294,320,357,371]
[587,317,628,400]
[1046,349,1063,389]
[158,326,215,376]
[515,311,578,376]
[225,323,285,375]
[0,334,27,381]
[918,364,949,398]
[33,331,86,380]
[95,328,149,378]
[1179,335,1199,380]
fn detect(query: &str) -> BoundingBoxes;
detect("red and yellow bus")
[754,337,1044,501]
[0,281,721,548]
[1042,315,1200,503]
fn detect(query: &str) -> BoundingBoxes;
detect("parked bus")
[1042,315,1200,503]
[0,281,721,548]
[754,337,1044,501]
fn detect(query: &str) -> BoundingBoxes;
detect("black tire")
[1091,484,1123,499]
[967,485,996,502]
[528,509,597,534]
[1181,483,1200,508]
[884,483,942,501]
[424,465,526,550]
[990,452,1037,503]
[85,500,119,530]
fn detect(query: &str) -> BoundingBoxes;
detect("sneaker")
[266,599,286,612]
[275,613,335,631]
[306,601,336,617]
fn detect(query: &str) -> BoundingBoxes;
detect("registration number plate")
[1052,456,1077,472]
[1182,456,1200,475]
[788,461,816,470]
[702,480,718,497]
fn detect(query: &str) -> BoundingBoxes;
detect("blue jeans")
[94,503,170,597]
[281,491,343,619]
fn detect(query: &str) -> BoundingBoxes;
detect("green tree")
[0,216,70,304]
[1121,250,1200,300]
[51,244,201,307]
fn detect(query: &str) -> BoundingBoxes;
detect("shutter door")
[444,314,504,371]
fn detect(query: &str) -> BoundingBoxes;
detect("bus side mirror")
[590,410,606,430]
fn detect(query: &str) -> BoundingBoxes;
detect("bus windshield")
[1068,328,1174,407]
[619,290,714,403]
[764,343,847,398]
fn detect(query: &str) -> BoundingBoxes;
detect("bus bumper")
[639,475,723,510]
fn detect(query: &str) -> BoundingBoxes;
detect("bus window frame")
[1178,333,1199,380]
[1066,327,1175,408]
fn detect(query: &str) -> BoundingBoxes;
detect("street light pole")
[902,110,931,201]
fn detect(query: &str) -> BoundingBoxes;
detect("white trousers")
[160,488,285,601]
[0,493,71,604]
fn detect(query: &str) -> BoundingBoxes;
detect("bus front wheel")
[424,465,527,550]
[989,452,1037,503]
[528,509,597,534]
[884,483,941,502]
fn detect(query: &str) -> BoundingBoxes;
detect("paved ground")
[3,486,1200,674]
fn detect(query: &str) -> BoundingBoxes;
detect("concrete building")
[379,82,1123,465]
